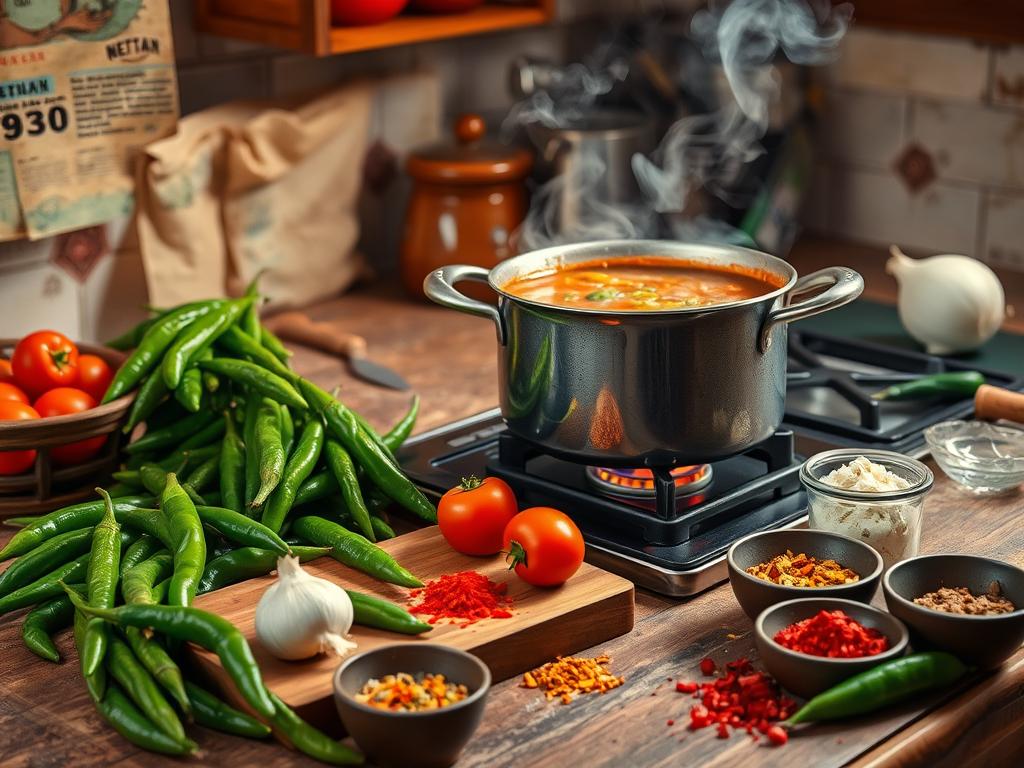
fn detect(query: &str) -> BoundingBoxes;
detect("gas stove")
[398,331,1021,596]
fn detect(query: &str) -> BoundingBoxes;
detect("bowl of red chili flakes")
[754,597,909,699]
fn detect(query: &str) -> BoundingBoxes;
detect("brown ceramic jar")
[401,114,532,300]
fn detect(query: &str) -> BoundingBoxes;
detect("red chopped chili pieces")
[699,657,717,676]
[408,571,513,627]
[670,658,795,746]
[773,609,889,658]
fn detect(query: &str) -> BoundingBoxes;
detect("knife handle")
[974,384,1024,425]
[271,312,367,360]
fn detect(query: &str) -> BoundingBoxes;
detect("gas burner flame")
[586,464,713,498]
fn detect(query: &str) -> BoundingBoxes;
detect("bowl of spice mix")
[883,554,1024,669]
[727,529,884,620]
[754,597,909,699]
[333,643,491,768]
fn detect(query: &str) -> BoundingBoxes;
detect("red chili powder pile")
[408,571,513,627]
[774,609,889,658]
[672,657,794,746]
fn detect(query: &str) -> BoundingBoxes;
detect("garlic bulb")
[887,246,1007,354]
[255,556,357,661]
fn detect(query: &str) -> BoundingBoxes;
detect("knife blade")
[269,312,410,391]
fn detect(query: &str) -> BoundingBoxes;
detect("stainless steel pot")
[424,240,863,467]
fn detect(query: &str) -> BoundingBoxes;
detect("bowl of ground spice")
[727,529,884,619]
[754,598,909,698]
[333,643,491,768]
[883,554,1024,669]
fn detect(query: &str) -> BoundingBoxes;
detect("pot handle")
[760,267,863,352]
[424,265,507,345]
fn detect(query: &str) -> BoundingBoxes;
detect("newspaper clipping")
[0,1,179,241]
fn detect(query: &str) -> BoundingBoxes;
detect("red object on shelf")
[330,0,409,25]
[410,0,485,13]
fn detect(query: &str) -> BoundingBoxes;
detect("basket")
[0,340,133,516]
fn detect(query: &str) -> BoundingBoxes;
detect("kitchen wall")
[805,27,1024,271]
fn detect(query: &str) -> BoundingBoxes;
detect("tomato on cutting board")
[502,507,585,587]
[0,400,39,475]
[11,330,78,397]
[0,382,29,404]
[75,354,114,402]
[438,475,519,556]
[33,387,106,465]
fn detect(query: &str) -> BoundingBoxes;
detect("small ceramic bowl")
[883,554,1024,669]
[924,420,1024,495]
[755,597,909,699]
[333,644,491,768]
[727,529,884,620]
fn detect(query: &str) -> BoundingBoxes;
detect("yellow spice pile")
[521,654,625,705]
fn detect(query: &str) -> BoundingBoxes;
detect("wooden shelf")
[196,0,555,57]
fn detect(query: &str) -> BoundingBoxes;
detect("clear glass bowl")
[800,449,934,569]
[924,420,1024,495]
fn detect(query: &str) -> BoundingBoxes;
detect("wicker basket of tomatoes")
[0,332,132,515]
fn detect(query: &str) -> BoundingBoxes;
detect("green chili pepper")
[786,652,969,725]
[80,490,123,677]
[74,605,106,702]
[151,578,170,605]
[178,416,226,452]
[125,410,217,455]
[198,545,330,593]
[97,681,198,755]
[162,298,255,389]
[185,453,221,492]
[124,627,191,716]
[261,420,325,533]
[106,634,188,743]
[137,464,207,508]
[161,443,220,473]
[161,473,206,607]
[2,515,40,528]
[120,535,163,577]
[105,316,158,351]
[324,440,374,541]
[123,371,170,433]
[21,593,75,662]
[242,272,263,342]
[873,371,986,401]
[299,380,436,523]
[352,411,398,463]
[280,404,295,457]
[348,590,431,635]
[122,554,174,606]
[252,398,285,507]
[243,395,261,510]
[0,554,89,616]
[193,505,290,554]
[292,516,421,588]
[185,679,271,738]
[220,412,246,515]
[103,300,225,403]
[218,324,296,381]
[0,495,153,561]
[111,470,143,488]
[198,358,308,410]
[294,469,339,507]
[267,691,363,765]
[0,527,95,598]
[64,588,277,719]
[259,324,292,364]
[383,395,419,453]
[174,349,212,413]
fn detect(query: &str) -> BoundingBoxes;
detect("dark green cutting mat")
[793,299,1024,377]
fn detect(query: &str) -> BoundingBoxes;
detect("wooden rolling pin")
[974,384,1024,424]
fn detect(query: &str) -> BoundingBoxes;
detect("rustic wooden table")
[2,239,1022,767]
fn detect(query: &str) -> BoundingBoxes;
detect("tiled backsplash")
[806,27,1024,272]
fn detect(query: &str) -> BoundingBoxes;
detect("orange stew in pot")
[501,257,786,311]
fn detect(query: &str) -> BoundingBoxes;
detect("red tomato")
[75,354,114,402]
[0,382,29,404]
[330,0,408,26]
[33,387,107,466]
[12,331,79,397]
[502,507,585,587]
[0,400,39,475]
[0,358,14,384]
[437,476,518,556]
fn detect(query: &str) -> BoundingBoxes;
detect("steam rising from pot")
[510,0,852,250]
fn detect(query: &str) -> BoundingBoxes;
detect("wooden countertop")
[1,236,1022,767]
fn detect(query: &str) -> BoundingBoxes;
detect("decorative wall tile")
[826,166,980,255]
[912,98,1024,190]
[177,60,270,115]
[819,88,907,169]
[827,29,990,103]
[0,262,81,340]
[992,46,1024,111]
[981,191,1024,271]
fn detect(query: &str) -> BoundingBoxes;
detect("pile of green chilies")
[0,284,438,763]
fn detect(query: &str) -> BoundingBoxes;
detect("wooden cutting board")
[189,526,635,727]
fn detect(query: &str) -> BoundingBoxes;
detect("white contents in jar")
[811,456,920,567]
